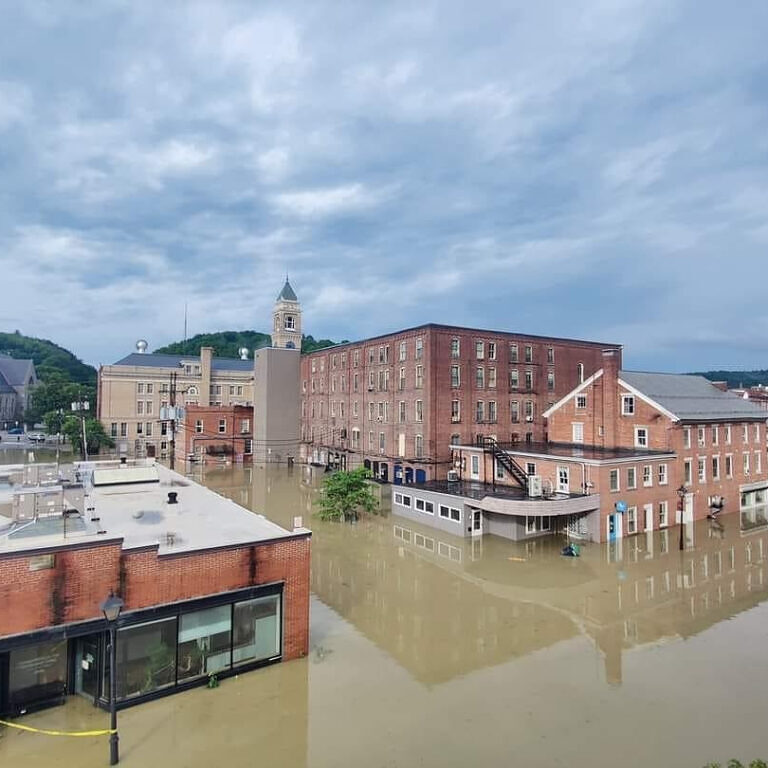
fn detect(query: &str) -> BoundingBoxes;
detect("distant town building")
[178,404,253,464]
[98,345,254,459]
[0,459,310,715]
[0,355,38,426]
[300,325,621,482]
[729,384,768,412]
[413,349,768,542]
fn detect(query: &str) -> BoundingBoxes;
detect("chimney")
[200,346,213,406]
[601,349,621,449]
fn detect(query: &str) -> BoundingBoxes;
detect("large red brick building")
[178,404,253,465]
[0,460,310,716]
[300,323,621,482]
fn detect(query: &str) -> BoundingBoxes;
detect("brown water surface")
[2,461,768,767]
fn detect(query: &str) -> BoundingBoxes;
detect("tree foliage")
[315,467,379,522]
[26,375,96,426]
[61,416,114,457]
[694,370,768,388]
[703,761,768,768]
[0,331,96,385]
[155,330,342,357]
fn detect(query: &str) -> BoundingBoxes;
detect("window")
[634,427,648,448]
[233,595,280,665]
[476,367,485,388]
[29,554,55,571]
[743,452,750,476]
[659,501,668,528]
[609,469,620,492]
[547,371,555,391]
[451,400,460,421]
[137,401,144,415]
[118,619,178,699]
[216,418,226,434]
[475,341,484,360]
[447,338,460,359]
[488,342,497,361]
[755,451,762,474]
[712,425,719,446]
[725,425,732,444]
[697,426,706,448]
[110,422,117,437]
[524,400,534,420]
[643,465,652,487]
[684,459,693,484]
[379,432,385,454]
[368,431,374,450]
[526,462,536,476]
[658,464,668,485]
[725,454,733,478]
[524,345,533,363]
[488,401,497,423]
[683,427,691,449]
[195,420,203,434]
[137,383,145,394]
[627,467,637,490]
[450,434,460,446]
[526,516,536,534]
[577,363,585,384]
[415,400,423,422]
[244,439,252,455]
[353,350,359,368]
[621,395,635,416]
[177,606,231,682]
[547,347,554,364]
[415,435,423,458]
[743,425,749,443]
[697,457,706,483]
[576,395,587,409]
[524,370,533,391]
[488,367,497,388]
[397,401,405,423]
[509,369,519,389]
[415,338,423,359]
[754,424,761,443]
[510,400,520,423]
[415,365,423,389]
[712,455,720,481]
[145,422,153,437]
[627,506,637,535]
[439,505,461,523]
[450,365,460,388]
[285,315,295,330]
[120,422,127,437]
[509,343,518,363]
[572,423,584,443]
[475,401,485,423]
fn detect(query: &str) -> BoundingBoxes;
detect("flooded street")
[2,458,768,766]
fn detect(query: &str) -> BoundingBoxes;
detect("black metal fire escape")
[478,436,528,490]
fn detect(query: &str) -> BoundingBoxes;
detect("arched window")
[187,386,198,396]
[577,362,584,384]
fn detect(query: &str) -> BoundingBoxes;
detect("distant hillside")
[0,331,96,384]
[695,370,768,388]
[155,331,342,358]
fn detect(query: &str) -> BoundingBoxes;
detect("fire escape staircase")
[479,436,528,491]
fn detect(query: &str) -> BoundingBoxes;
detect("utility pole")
[169,372,177,471]
[71,394,90,461]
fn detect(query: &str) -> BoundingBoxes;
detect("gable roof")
[111,353,253,372]
[0,355,34,386]
[0,369,14,394]
[277,279,298,302]
[619,371,768,422]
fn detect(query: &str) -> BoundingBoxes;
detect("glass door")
[75,635,102,701]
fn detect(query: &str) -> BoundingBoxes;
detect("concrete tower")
[272,278,302,349]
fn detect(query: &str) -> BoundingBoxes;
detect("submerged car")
[28,433,47,443]
[7,427,24,435]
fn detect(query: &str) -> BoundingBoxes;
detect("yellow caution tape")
[0,719,116,737]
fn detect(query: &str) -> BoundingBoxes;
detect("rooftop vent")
[167,492,178,505]
[136,339,148,354]
[239,347,249,360]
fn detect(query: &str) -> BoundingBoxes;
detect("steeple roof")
[277,278,298,302]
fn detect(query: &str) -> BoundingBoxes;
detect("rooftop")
[501,441,676,463]
[0,460,305,556]
[621,370,768,422]
[277,278,298,302]
[301,323,621,355]
[408,479,580,503]
[0,355,34,386]
[110,352,254,372]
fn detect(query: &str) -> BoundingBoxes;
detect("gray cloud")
[1,0,767,371]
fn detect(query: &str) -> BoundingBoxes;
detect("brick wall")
[180,404,253,464]
[0,536,311,660]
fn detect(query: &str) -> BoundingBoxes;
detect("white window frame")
[572,422,584,444]
[621,395,635,416]
[658,463,668,485]
[634,427,648,448]
[627,466,637,490]
[642,465,652,487]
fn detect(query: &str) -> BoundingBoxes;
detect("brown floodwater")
[2,459,768,767]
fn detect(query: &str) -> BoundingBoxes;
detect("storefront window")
[233,595,281,665]
[177,605,232,681]
[116,618,177,700]
[8,640,68,712]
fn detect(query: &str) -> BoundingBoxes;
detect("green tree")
[62,416,114,458]
[26,375,95,426]
[315,467,378,522]
[0,331,96,385]
[704,760,768,768]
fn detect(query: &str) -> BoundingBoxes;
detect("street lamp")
[72,398,90,461]
[677,484,688,551]
[100,592,124,765]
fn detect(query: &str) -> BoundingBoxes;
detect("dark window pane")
[233,595,281,665]
[9,640,68,711]
[177,606,232,682]
[116,618,177,700]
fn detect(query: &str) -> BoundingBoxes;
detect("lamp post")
[71,397,90,461]
[100,592,124,765]
[677,484,688,551]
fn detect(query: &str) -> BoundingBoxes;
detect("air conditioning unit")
[451,416,460,423]
[367,385,375,392]
[528,475,543,497]
[447,470,459,482]
[525,416,534,422]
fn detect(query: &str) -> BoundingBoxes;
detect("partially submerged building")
[394,350,768,542]
[0,459,310,715]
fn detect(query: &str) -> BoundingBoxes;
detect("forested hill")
[154,331,342,358]
[0,331,96,384]
[695,370,768,388]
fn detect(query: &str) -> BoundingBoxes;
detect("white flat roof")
[0,460,306,555]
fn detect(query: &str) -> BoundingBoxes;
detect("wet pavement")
[1,457,768,767]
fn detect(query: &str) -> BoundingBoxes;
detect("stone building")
[0,355,38,426]
[300,325,621,482]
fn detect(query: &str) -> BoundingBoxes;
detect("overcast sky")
[1,1,767,371]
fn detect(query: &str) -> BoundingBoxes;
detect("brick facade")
[180,404,253,465]
[0,536,311,661]
[300,324,620,481]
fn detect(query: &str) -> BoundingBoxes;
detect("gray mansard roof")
[620,370,767,422]
[111,353,253,372]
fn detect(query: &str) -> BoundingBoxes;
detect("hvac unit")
[527,475,543,498]
[447,470,460,483]
[525,416,534,422]
[451,416,461,423]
